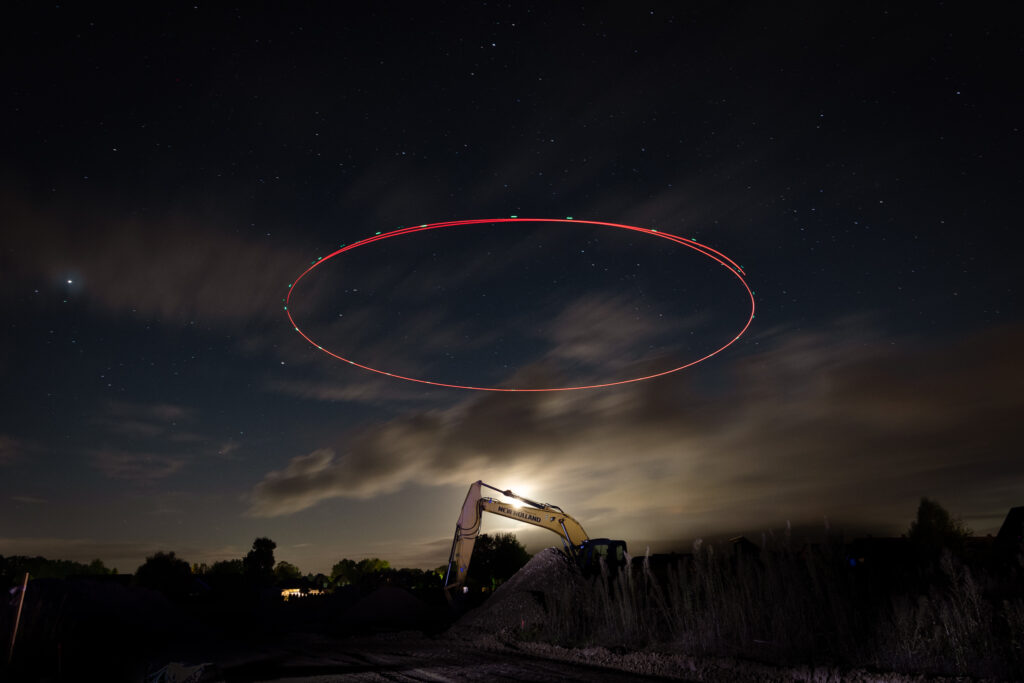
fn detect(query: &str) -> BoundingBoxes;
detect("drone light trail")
[285,218,755,391]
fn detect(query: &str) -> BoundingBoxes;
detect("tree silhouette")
[468,533,531,590]
[135,550,192,599]
[204,558,244,593]
[87,558,112,575]
[330,558,356,586]
[330,557,390,586]
[908,497,972,562]
[274,560,302,583]
[1,555,113,583]
[208,558,244,576]
[244,537,277,585]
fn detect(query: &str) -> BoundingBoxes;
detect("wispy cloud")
[545,294,667,366]
[86,401,235,476]
[108,402,190,422]
[269,377,440,405]
[247,324,1024,540]
[217,440,242,459]
[0,195,313,328]
[91,449,187,481]
[0,435,23,465]
[95,402,194,439]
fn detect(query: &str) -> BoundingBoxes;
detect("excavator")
[443,480,628,600]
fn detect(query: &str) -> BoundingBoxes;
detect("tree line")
[0,498,984,598]
[0,556,114,584]
[2,532,533,603]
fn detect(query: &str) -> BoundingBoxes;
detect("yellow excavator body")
[443,480,626,600]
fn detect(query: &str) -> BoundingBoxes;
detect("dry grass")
[534,538,1024,679]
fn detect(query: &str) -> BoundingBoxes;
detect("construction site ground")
[5,549,991,682]
[150,549,974,683]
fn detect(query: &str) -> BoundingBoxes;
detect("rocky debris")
[445,549,988,682]
[513,640,993,682]
[451,547,581,638]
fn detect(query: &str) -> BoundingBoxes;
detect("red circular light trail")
[285,218,755,391]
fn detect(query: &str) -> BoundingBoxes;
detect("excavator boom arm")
[478,499,589,546]
[443,480,591,599]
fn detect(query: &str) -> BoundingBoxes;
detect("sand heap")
[454,548,583,637]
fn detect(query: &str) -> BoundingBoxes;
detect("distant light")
[67,279,72,284]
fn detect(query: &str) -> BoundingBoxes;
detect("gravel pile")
[514,641,980,683]
[444,551,987,681]
[453,548,582,638]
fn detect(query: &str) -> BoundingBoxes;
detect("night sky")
[2,3,1021,574]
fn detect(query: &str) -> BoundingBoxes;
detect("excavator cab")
[577,538,628,575]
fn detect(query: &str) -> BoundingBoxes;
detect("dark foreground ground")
[131,630,984,683]
[4,548,1022,681]
[2,585,1006,683]
[162,631,684,683]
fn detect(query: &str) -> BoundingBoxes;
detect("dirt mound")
[453,548,581,637]
[342,585,430,629]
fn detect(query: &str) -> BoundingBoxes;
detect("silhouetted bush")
[134,551,193,600]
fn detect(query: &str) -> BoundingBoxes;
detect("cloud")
[0,435,23,465]
[269,377,438,405]
[87,401,233,474]
[107,402,191,422]
[248,323,1024,541]
[92,449,187,481]
[0,195,314,328]
[95,402,191,438]
[11,496,47,505]
[216,440,242,458]
[545,294,667,366]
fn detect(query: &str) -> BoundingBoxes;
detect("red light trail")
[285,218,755,391]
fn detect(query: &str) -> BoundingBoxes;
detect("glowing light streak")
[285,218,755,391]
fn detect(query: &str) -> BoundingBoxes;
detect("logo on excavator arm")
[497,504,543,523]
